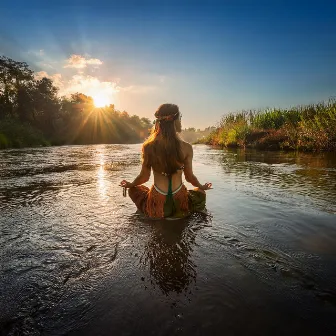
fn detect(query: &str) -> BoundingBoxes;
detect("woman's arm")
[183,143,212,190]
[120,146,151,188]
[130,161,151,187]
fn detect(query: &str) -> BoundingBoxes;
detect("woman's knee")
[128,186,138,199]
[128,185,149,200]
[193,187,206,195]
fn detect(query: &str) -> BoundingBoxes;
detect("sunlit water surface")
[1,144,336,335]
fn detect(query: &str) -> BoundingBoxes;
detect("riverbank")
[0,119,212,150]
[0,120,50,149]
[199,100,336,151]
[0,116,149,149]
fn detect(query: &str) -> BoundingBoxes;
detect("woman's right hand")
[119,180,133,188]
[201,182,213,190]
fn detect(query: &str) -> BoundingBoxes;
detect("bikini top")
[160,165,185,177]
[160,165,185,199]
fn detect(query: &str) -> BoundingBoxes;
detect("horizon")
[1,0,336,128]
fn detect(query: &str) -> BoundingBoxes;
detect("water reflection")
[97,165,108,200]
[214,148,336,213]
[1,144,336,335]
[95,147,108,201]
[224,148,336,167]
[141,215,211,296]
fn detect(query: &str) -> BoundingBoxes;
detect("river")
[1,144,336,335]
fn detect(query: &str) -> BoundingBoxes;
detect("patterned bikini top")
[160,165,185,200]
[160,165,185,177]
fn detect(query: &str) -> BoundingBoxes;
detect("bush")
[206,99,336,151]
[0,133,9,149]
[0,120,50,149]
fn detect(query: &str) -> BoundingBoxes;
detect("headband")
[155,112,179,121]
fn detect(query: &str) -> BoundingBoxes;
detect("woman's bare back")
[152,140,192,193]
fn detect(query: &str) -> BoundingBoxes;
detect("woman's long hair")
[143,104,184,175]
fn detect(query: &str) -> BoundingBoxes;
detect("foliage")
[206,100,336,151]
[0,119,49,148]
[0,55,153,148]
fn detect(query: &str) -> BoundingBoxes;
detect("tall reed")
[205,99,336,151]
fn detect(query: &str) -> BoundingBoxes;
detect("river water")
[1,144,336,335]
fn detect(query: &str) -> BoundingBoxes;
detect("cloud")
[64,54,103,69]
[35,71,63,88]
[35,71,48,79]
[35,66,118,92]
[49,74,63,88]
[34,53,157,107]
[35,70,118,104]
[63,74,118,97]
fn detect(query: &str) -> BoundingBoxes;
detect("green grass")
[204,99,336,151]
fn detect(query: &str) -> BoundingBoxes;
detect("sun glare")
[93,94,111,108]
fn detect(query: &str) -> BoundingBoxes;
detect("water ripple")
[1,144,335,335]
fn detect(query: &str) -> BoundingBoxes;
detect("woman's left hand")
[119,180,133,188]
[201,182,213,190]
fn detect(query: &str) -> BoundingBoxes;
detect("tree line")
[0,55,152,148]
[180,127,216,143]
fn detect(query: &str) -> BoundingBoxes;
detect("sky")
[1,0,336,128]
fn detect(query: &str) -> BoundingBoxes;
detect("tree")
[17,82,35,122]
[0,54,162,146]
[141,117,152,128]
[70,92,94,106]
[0,56,34,120]
[33,77,60,132]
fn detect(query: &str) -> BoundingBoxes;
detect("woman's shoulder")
[179,139,193,156]
[179,139,192,148]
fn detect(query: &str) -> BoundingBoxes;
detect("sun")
[92,93,111,108]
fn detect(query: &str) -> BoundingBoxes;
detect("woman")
[120,103,212,219]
